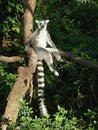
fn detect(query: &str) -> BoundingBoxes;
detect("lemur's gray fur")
[25,20,63,117]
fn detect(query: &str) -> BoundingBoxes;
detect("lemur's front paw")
[59,59,69,64]
[59,59,64,62]
[58,59,65,63]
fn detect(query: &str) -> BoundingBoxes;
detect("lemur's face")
[35,20,49,29]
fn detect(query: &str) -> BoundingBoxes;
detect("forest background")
[0,0,98,129]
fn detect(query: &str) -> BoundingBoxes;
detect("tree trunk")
[24,0,37,44]
[1,0,37,130]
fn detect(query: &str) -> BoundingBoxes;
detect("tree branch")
[0,50,98,72]
[0,56,24,62]
[60,51,98,72]
[0,51,98,73]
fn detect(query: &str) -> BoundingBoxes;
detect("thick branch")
[2,49,38,130]
[60,51,98,72]
[0,56,24,62]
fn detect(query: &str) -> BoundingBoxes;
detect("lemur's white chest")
[36,30,47,48]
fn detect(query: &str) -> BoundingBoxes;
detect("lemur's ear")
[46,20,49,23]
[35,20,39,23]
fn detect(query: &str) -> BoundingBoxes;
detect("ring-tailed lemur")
[25,20,63,117]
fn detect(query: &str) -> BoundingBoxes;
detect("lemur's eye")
[40,23,43,25]
[40,22,45,27]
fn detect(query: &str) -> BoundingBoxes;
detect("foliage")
[0,0,23,40]
[8,102,97,129]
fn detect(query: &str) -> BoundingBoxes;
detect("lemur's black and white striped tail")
[37,60,48,117]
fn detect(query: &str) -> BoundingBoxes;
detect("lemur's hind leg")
[35,47,59,76]
[45,48,63,62]
[45,53,59,76]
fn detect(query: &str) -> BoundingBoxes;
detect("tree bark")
[24,0,37,44]
[1,0,37,130]
[2,49,38,130]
